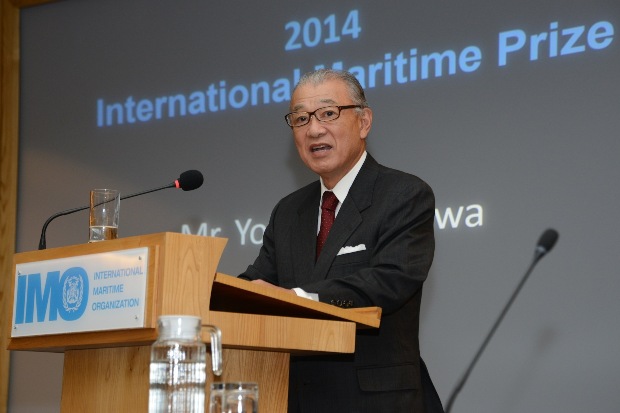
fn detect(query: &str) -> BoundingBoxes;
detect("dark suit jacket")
[241,154,438,413]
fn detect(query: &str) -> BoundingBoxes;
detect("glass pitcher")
[149,315,223,413]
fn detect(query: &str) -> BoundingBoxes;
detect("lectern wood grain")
[8,233,380,412]
[62,346,150,412]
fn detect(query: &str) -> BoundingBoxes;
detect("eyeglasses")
[284,105,361,127]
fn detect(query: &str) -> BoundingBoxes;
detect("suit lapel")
[312,200,362,277]
[311,155,379,280]
[291,185,321,285]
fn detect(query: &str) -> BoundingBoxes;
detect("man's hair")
[294,69,369,109]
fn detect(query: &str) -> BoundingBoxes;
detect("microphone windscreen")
[177,170,204,191]
[537,228,559,254]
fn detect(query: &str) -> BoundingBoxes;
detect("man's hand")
[250,279,296,295]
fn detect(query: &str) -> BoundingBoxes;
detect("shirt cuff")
[292,288,319,301]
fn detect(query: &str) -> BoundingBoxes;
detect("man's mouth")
[311,144,332,152]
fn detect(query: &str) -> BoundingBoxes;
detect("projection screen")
[10,0,620,411]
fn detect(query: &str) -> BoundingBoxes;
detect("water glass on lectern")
[210,382,258,413]
[89,189,119,242]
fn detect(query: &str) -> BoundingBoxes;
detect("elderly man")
[240,69,442,412]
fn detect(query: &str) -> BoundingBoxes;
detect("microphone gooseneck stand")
[445,229,559,413]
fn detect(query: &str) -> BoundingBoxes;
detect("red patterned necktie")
[316,191,339,260]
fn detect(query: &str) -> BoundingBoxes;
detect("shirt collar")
[320,151,367,205]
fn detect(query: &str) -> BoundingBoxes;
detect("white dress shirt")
[293,151,367,300]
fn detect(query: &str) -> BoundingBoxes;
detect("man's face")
[290,79,373,189]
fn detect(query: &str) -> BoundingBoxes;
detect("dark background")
[10,1,620,411]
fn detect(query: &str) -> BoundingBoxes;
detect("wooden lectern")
[8,233,380,412]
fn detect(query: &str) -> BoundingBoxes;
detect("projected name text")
[181,203,483,247]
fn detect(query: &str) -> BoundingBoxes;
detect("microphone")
[175,169,204,191]
[535,228,559,258]
[445,228,559,413]
[37,170,204,250]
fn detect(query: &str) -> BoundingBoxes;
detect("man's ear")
[359,107,373,139]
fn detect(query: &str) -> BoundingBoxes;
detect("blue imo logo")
[14,267,89,324]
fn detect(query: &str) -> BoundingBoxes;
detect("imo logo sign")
[14,266,90,324]
[62,271,86,313]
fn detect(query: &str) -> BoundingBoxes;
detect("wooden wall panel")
[1,1,53,411]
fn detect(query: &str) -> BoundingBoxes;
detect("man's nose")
[306,115,326,136]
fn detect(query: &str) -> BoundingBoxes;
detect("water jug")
[149,315,223,413]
